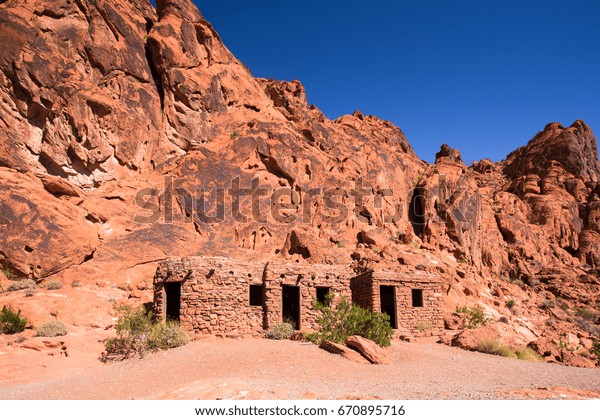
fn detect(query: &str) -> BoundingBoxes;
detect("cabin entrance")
[380,285,397,329]
[165,282,181,321]
[282,285,300,330]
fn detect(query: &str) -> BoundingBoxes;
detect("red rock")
[319,341,370,364]
[345,336,388,364]
[0,0,598,370]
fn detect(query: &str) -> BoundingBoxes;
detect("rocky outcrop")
[0,168,99,278]
[0,0,599,367]
[0,0,166,187]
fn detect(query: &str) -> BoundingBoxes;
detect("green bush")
[455,305,492,329]
[0,306,27,334]
[310,294,393,347]
[36,320,67,337]
[505,299,516,309]
[7,280,36,292]
[46,281,63,290]
[101,305,188,362]
[266,322,295,340]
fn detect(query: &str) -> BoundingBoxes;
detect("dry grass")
[475,338,543,362]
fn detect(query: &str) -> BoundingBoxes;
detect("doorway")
[379,285,397,329]
[282,285,300,330]
[165,282,181,321]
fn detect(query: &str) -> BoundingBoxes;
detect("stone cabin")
[153,256,443,339]
[350,270,444,337]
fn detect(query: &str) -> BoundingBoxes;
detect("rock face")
[0,0,599,367]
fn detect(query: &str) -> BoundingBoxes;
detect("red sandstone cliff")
[0,0,598,367]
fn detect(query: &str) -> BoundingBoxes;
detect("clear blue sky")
[166,0,600,164]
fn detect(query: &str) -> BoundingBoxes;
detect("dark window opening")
[412,289,424,307]
[316,287,330,305]
[380,285,397,329]
[165,282,181,321]
[282,285,300,330]
[249,284,263,307]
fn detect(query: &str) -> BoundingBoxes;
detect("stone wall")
[154,257,443,339]
[350,274,374,310]
[153,257,267,338]
[263,262,353,331]
[351,270,444,337]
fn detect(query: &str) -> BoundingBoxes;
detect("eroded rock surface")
[0,0,599,367]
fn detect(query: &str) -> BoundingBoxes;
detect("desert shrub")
[36,320,67,337]
[0,306,27,334]
[101,305,153,362]
[24,289,34,297]
[510,279,525,287]
[525,278,540,287]
[71,281,81,288]
[505,299,516,309]
[1,267,21,280]
[546,318,555,327]
[266,322,295,340]
[147,321,188,350]
[576,307,598,321]
[475,338,516,358]
[592,340,600,359]
[415,322,432,331]
[7,280,36,292]
[515,347,544,362]
[46,281,63,290]
[455,305,492,329]
[310,294,393,347]
[540,299,556,310]
[101,305,187,362]
[575,318,600,338]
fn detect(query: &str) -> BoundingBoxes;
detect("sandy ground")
[0,334,598,400]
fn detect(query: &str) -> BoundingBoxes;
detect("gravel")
[0,337,598,400]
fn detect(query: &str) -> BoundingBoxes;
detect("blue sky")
[168,1,600,164]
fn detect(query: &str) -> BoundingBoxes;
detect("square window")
[316,287,330,305]
[412,289,424,307]
[249,284,263,307]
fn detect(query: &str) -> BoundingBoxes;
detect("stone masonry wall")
[263,263,353,331]
[351,270,444,338]
[154,257,267,338]
[350,274,375,311]
[154,257,443,339]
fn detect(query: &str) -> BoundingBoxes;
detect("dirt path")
[0,336,598,400]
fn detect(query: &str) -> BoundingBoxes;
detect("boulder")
[345,335,388,364]
[319,340,370,364]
